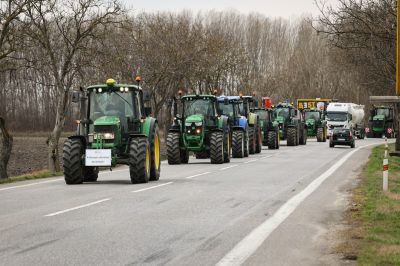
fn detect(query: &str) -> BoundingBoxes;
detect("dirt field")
[8,136,65,177]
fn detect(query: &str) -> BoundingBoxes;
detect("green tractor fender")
[141,117,158,138]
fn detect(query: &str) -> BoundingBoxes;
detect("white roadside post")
[383,137,389,191]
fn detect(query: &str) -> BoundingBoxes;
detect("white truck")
[326,102,365,139]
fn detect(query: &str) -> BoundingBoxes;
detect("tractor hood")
[373,114,385,121]
[185,114,204,124]
[94,116,121,126]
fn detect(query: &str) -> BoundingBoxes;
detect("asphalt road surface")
[0,138,385,266]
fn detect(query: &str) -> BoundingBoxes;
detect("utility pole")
[393,0,400,155]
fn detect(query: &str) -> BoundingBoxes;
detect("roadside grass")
[345,144,400,265]
[0,170,63,184]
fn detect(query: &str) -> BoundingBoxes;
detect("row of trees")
[0,0,397,178]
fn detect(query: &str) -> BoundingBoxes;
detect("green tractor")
[252,107,280,149]
[367,106,395,138]
[274,102,307,146]
[304,109,327,142]
[167,93,231,164]
[63,78,161,184]
[240,96,262,154]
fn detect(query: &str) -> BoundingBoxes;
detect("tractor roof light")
[135,76,141,82]
[106,78,116,86]
[178,89,184,96]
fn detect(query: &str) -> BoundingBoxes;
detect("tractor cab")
[217,96,245,127]
[304,109,323,128]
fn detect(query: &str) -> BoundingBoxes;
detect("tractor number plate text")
[85,149,112,166]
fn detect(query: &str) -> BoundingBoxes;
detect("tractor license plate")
[85,149,111,166]
[338,138,345,141]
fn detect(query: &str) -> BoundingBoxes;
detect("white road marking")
[220,165,239,171]
[260,155,272,159]
[0,179,62,192]
[295,147,303,150]
[216,143,378,266]
[185,172,211,179]
[244,159,258,164]
[45,198,111,217]
[131,182,173,193]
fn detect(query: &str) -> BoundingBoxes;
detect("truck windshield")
[305,111,320,120]
[218,102,235,118]
[89,91,135,121]
[184,98,214,117]
[327,112,347,121]
[275,107,290,119]
[376,108,389,117]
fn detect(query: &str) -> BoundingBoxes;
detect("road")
[0,138,384,265]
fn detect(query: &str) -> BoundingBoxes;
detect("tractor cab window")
[254,110,269,121]
[376,108,389,118]
[218,102,237,118]
[305,111,320,120]
[89,90,136,131]
[275,107,290,119]
[183,98,214,118]
[239,102,249,116]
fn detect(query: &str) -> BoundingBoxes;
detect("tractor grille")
[373,121,384,128]
[94,125,116,133]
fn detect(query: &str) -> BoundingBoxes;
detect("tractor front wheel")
[248,127,256,154]
[167,132,181,165]
[63,138,84,185]
[180,149,189,164]
[317,128,324,142]
[83,167,98,182]
[129,137,150,184]
[267,131,278,150]
[255,125,262,153]
[149,123,161,181]
[244,129,249,157]
[287,127,297,146]
[223,128,231,163]
[232,130,244,158]
[300,127,307,145]
[210,132,224,164]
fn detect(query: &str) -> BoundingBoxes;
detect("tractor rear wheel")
[255,125,262,153]
[129,137,150,184]
[317,128,324,142]
[267,131,277,150]
[244,129,249,157]
[167,132,181,165]
[210,131,224,164]
[299,127,307,145]
[63,138,84,185]
[248,127,256,154]
[223,128,231,163]
[83,167,98,182]
[149,123,161,181]
[287,127,297,146]
[232,131,244,158]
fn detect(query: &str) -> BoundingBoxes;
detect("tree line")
[0,0,396,178]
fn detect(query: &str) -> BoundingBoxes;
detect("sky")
[122,0,337,19]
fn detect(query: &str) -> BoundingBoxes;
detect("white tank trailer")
[326,103,365,139]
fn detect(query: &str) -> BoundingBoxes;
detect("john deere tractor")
[252,107,280,149]
[240,96,262,154]
[274,102,307,146]
[63,78,160,184]
[167,94,231,164]
[304,109,327,142]
[218,96,250,158]
[368,106,395,138]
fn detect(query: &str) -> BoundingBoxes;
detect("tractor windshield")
[326,112,347,121]
[305,111,320,121]
[376,108,389,117]
[89,91,137,130]
[275,107,290,119]
[184,98,215,118]
[253,110,269,121]
[218,102,236,118]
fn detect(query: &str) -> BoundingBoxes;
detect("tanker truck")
[326,103,365,139]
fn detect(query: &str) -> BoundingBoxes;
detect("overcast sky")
[122,0,336,19]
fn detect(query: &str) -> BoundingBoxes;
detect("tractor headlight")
[94,133,115,140]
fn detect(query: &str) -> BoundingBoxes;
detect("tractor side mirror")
[144,107,152,116]
[72,91,80,103]
[224,98,229,105]
[143,91,151,102]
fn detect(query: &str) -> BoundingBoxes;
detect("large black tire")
[255,125,262,154]
[167,132,181,165]
[323,128,327,142]
[195,151,209,159]
[248,127,256,154]
[83,167,98,182]
[287,127,297,146]
[210,131,224,164]
[149,123,161,181]
[63,139,84,185]
[317,128,324,142]
[330,142,334,148]
[244,129,249,157]
[232,130,245,158]
[180,149,189,164]
[267,131,278,150]
[129,137,150,184]
[223,128,231,163]
[300,127,307,145]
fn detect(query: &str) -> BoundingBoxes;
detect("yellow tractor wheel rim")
[154,134,160,170]
[146,148,150,173]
